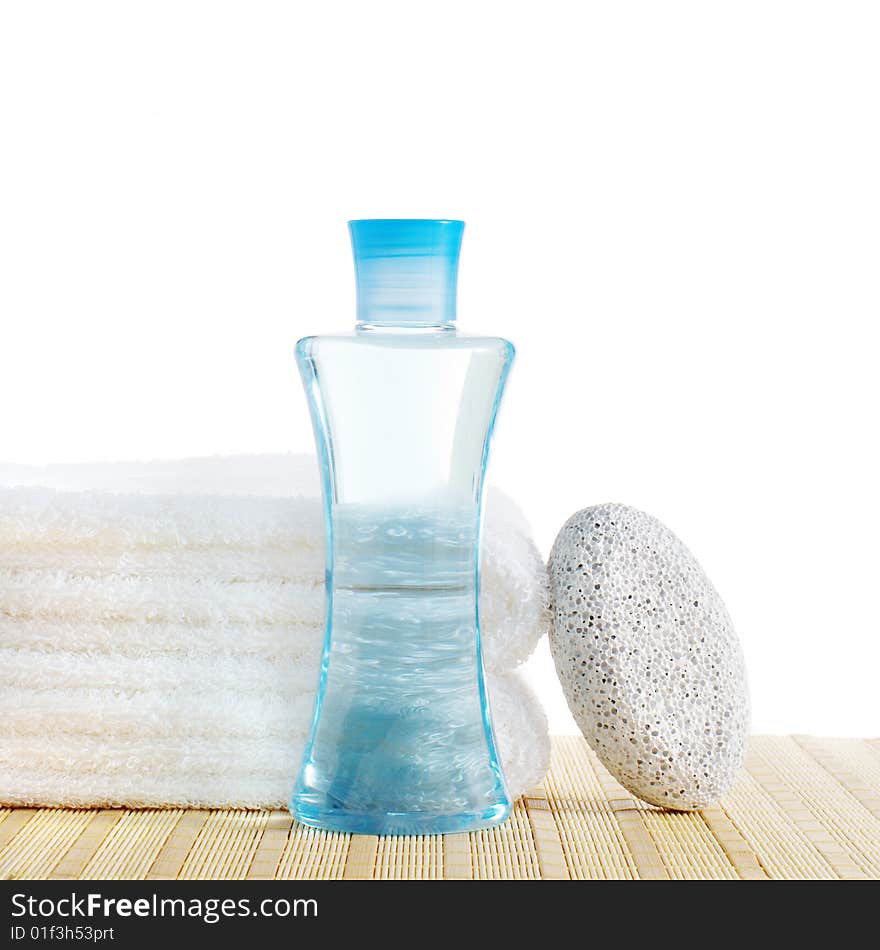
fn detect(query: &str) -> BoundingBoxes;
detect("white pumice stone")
[548,504,748,810]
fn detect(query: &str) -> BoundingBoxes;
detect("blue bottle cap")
[349,219,464,326]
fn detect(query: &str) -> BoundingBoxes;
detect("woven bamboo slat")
[1,736,878,881]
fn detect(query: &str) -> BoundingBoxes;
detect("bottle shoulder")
[296,332,514,359]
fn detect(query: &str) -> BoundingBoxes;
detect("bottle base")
[289,798,511,836]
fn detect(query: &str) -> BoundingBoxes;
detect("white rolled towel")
[0,455,550,807]
[0,672,548,808]
[0,455,548,673]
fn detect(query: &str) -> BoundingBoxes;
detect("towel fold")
[0,672,547,808]
[0,455,550,808]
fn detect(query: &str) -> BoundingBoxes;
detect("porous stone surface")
[548,504,748,810]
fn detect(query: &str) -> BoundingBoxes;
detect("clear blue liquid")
[291,504,509,835]
[291,327,514,835]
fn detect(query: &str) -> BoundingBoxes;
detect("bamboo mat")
[2,736,879,881]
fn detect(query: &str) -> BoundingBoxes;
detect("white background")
[2,2,878,735]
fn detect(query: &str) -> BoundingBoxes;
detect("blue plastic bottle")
[290,219,514,835]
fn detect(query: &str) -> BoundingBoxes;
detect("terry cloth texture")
[0,455,551,808]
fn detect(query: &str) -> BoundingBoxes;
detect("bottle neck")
[356,318,456,334]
